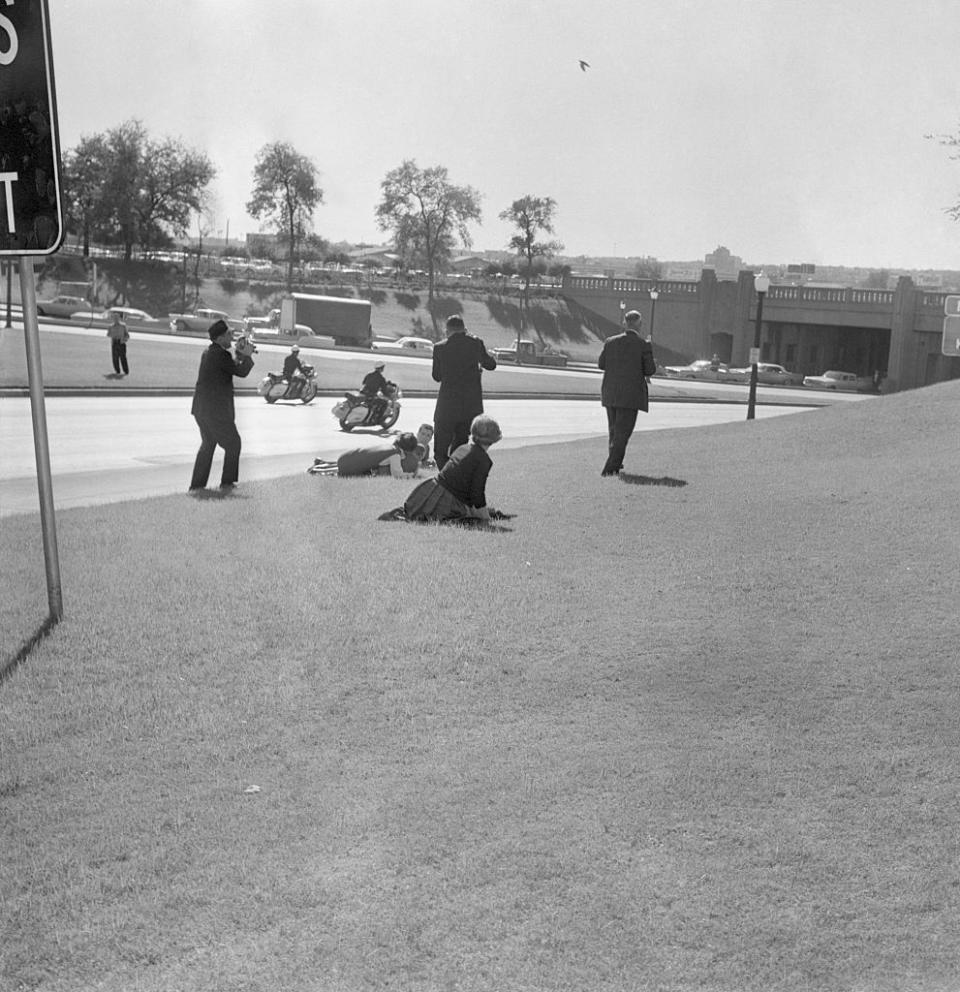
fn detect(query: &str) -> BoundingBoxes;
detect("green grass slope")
[172,277,615,363]
[2,382,959,991]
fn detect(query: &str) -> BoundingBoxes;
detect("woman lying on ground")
[335,432,421,478]
[402,414,503,522]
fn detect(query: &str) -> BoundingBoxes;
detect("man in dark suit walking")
[189,320,256,492]
[598,309,657,476]
[431,314,497,469]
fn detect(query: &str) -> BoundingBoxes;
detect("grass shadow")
[377,507,514,532]
[338,427,398,437]
[619,473,688,487]
[189,488,251,500]
[394,292,421,311]
[1,614,60,685]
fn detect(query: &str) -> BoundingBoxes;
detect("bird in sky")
[578,59,590,71]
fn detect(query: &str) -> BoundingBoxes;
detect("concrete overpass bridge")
[562,270,957,392]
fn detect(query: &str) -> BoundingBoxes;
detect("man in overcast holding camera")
[189,319,256,493]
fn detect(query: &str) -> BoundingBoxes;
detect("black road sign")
[0,0,63,255]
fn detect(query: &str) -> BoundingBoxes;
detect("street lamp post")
[619,299,626,327]
[648,288,659,343]
[747,272,771,420]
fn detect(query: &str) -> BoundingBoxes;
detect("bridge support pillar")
[885,276,917,393]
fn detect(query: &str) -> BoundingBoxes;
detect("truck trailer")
[279,293,372,348]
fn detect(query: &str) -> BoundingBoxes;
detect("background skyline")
[49,0,960,269]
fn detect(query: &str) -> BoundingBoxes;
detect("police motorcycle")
[258,363,318,404]
[331,381,402,431]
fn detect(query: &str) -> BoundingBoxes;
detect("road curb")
[0,386,826,408]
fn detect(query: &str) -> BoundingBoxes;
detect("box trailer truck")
[278,293,372,347]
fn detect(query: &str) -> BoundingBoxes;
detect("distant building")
[448,254,491,274]
[703,245,743,280]
[348,246,399,268]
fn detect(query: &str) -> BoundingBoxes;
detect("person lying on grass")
[401,414,505,523]
[313,432,422,478]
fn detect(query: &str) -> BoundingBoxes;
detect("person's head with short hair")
[624,310,642,329]
[445,314,465,335]
[394,432,419,453]
[416,423,434,444]
[208,319,231,344]
[470,414,502,447]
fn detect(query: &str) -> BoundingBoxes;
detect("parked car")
[802,370,874,391]
[721,363,804,386]
[70,306,156,323]
[662,358,730,381]
[491,340,569,366]
[36,295,89,318]
[241,316,272,334]
[372,335,434,354]
[168,308,240,333]
[243,310,313,338]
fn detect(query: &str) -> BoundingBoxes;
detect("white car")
[802,370,874,392]
[70,306,155,323]
[245,312,314,338]
[393,336,434,353]
[36,295,90,318]
[372,335,434,354]
[169,308,240,333]
[662,359,729,381]
[241,316,272,334]
[722,363,804,386]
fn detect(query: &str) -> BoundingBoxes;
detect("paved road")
[2,321,859,406]
[0,395,833,517]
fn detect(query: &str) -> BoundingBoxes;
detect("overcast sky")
[49,0,960,269]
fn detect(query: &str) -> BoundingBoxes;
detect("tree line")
[61,119,565,333]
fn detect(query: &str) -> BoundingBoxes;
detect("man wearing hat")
[598,309,657,476]
[282,344,304,398]
[360,360,389,421]
[431,314,497,469]
[189,319,256,492]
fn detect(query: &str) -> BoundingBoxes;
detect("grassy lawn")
[2,381,959,991]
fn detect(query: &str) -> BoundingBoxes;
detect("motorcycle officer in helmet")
[360,361,389,422]
[283,344,303,398]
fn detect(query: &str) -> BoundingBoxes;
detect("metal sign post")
[18,257,62,618]
[1,0,66,620]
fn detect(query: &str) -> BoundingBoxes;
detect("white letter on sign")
[0,172,18,232]
[0,0,18,67]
